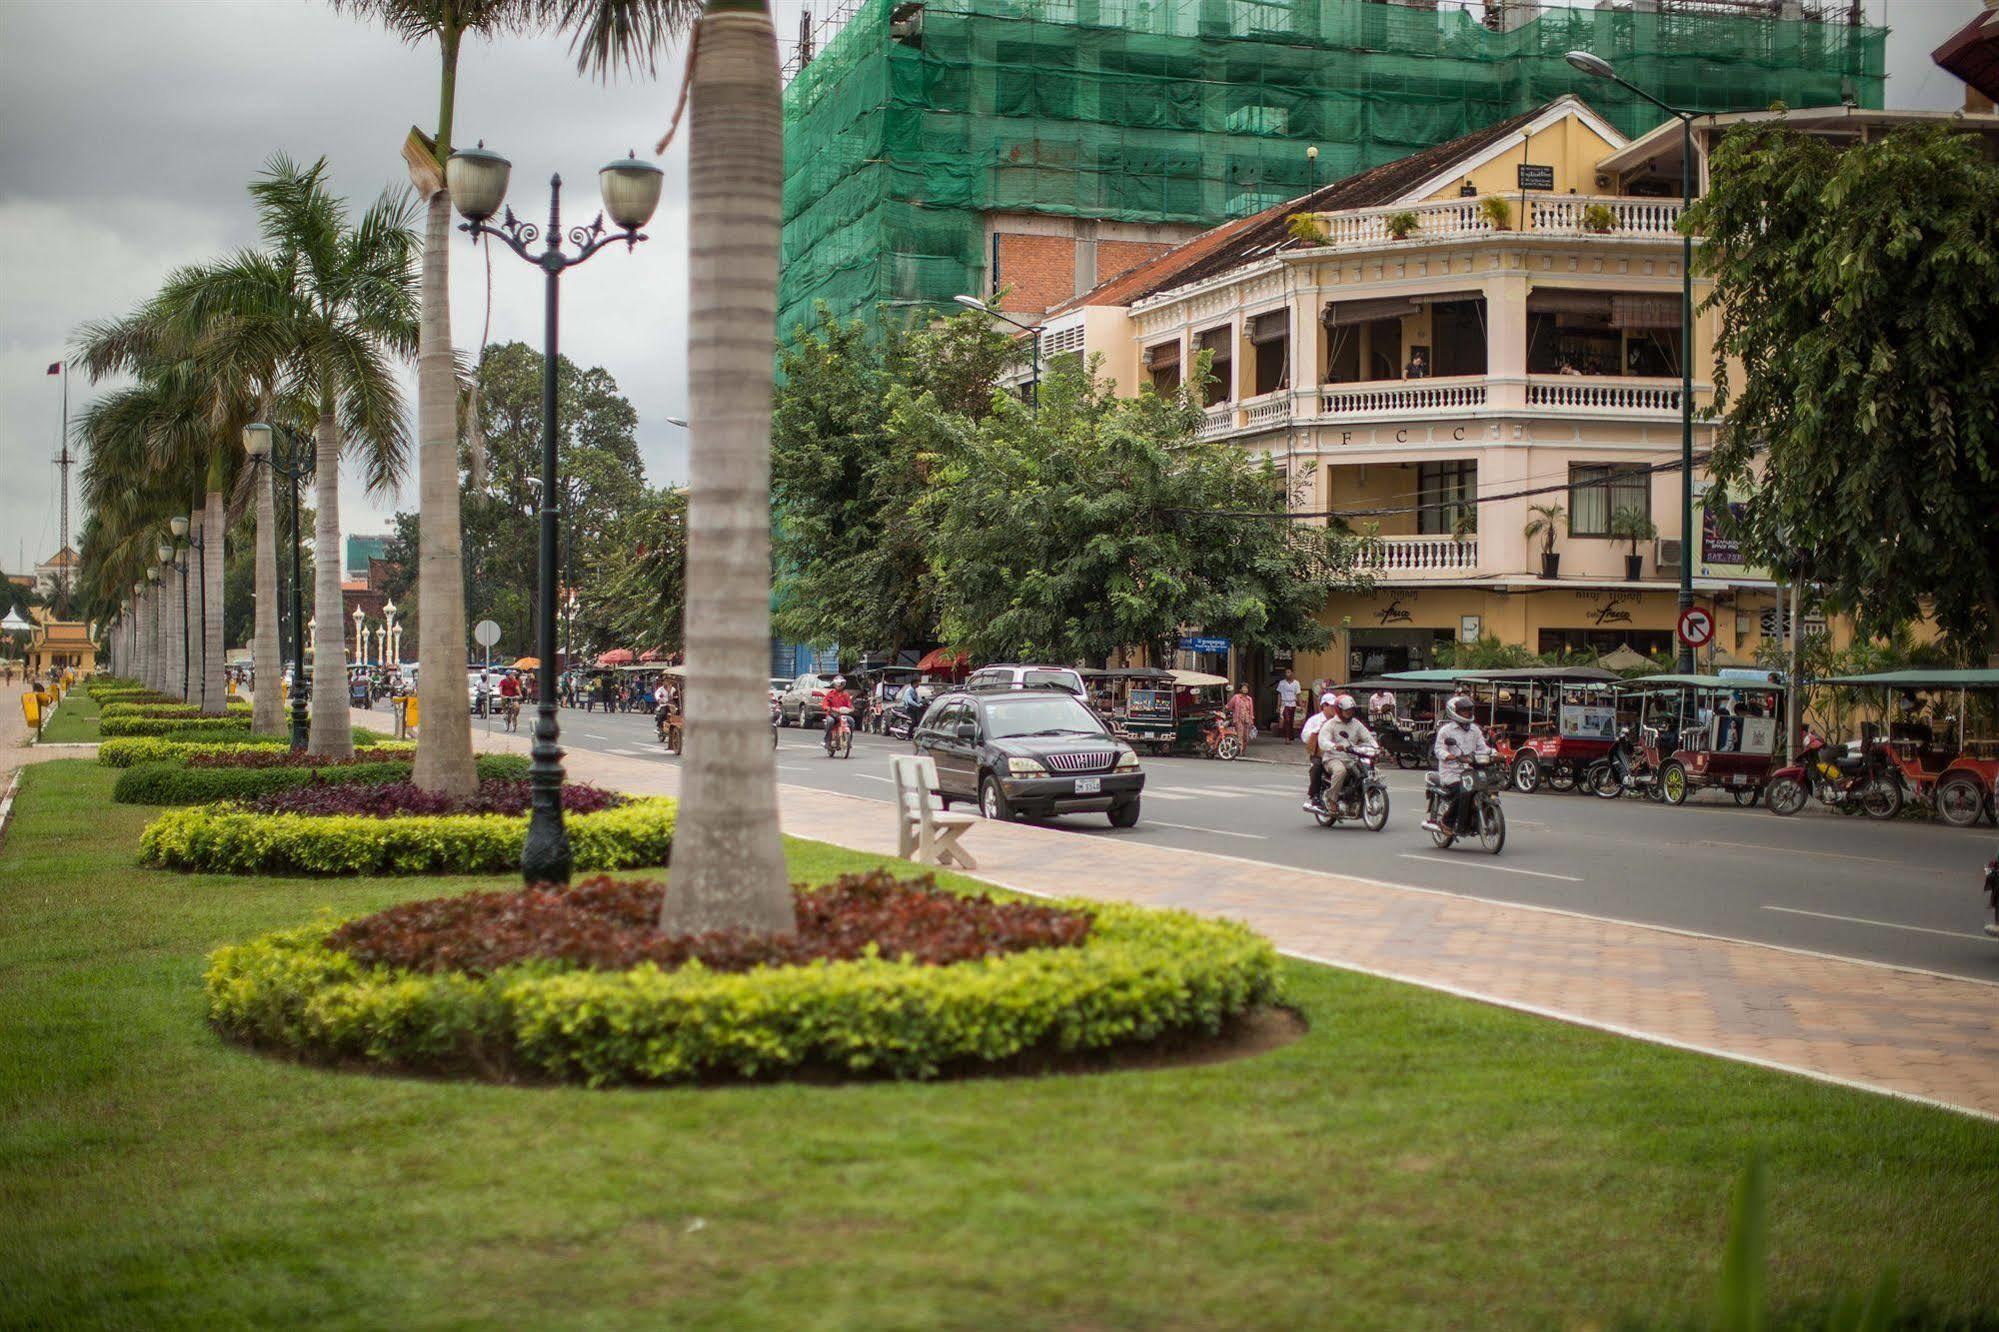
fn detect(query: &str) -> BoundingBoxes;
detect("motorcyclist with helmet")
[1426,693,1494,833]
[1303,692,1378,815]
[820,675,857,752]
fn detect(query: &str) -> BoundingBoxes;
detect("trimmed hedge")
[98,732,395,767]
[141,796,677,876]
[101,714,255,738]
[114,753,530,806]
[204,891,1280,1084]
[100,702,252,721]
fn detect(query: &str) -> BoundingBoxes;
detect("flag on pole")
[46,362,61,375]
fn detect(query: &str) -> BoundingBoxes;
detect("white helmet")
[1445,693,1475,724]
[832,675,846,688]
[1333,692,1357,714]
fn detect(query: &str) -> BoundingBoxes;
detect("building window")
[1145,341,1181,394]
[1197,326,1232,407]
[1417,461,1476,536]
[1248,310,1289,396]
[1569,464,1649,537]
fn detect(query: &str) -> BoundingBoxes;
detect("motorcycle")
[1764,727,1901,819]
[884,703,921,742]
[823,705,855,759]
[1307,746,1390,831]
[1372,714,1434,770]
[1585,725,1662,801]
[655,700,683,754]
[1201,709,1244,761]
[1425,752,1506,854]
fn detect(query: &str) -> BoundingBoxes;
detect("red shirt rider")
[498,673,521,699]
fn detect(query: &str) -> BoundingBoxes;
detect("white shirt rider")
[1433,717,1493,782]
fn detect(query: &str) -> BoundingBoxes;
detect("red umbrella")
[595,648,635,667]
[915,647,970,675]
[638,647,665,663]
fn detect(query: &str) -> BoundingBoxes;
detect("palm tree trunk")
[144,585,157,691]
[168,556,186,701]
[135,593,148,688]
[251,462,283,734]
[202,488,226,714]
[309,413,353,757]
[411,186,477,796]
[658,0,795,938]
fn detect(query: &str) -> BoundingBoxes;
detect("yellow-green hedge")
[204,894,1279,1084]
[99,734,397,767]
[101,713,254,738]
[100,701,251,720]
[141,797,677,876]
[113,753,530,806]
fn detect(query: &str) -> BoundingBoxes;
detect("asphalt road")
[518,704,1999,983]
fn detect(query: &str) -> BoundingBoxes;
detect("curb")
[0,770,20,850]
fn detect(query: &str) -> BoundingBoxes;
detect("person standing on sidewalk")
[1275,670,1301,742]
[1227,683,1255,747]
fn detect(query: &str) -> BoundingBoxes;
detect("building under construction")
[778,0,1885,337]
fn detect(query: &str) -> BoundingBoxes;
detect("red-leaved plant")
[326,871,1091,976]
[188,748,414,769]
[247,778,624,819]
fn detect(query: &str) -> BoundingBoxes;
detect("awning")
[594,648,634,667]
[1527,290,1614,317]
[1611,294,1681,328]
[1815,668,1999,690]
[915,647,969,673]
[1934,6,1999,104]
[638,647,666,662]
[1143,342,1180,369]
[512,657,540,670]
[1323,298,1419,327]
[1247,311,1288,345]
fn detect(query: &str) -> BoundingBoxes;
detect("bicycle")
[500,694,521,733]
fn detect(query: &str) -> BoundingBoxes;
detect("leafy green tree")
[925,365,1366,666]
[771,307,1018,656]
[1689,123,1999,648]
[574,486,687,657]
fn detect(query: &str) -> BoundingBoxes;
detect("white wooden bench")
[890,754,978,870]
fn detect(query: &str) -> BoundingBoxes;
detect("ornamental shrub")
[97,731,395,767]
[206,891,1278,1083]
[113,754,529,806]
[101,701,251,720]
[101,714,254,738]
[244,777,622,819]
[141,796,677,876]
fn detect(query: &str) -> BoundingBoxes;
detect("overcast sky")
[0,0,1978,580]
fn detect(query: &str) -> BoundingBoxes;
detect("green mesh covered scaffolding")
[779,0,1884,339]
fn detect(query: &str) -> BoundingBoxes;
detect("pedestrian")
[1227,683,1255,747]
[1275,669,1301,742]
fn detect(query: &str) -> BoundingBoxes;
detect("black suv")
[912,688,1145,827]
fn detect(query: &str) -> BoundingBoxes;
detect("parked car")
[912,687,1144,826]
[768,677,791,700]
[964,663,1087,697]
[777,672,839,726]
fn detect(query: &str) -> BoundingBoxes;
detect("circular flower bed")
[140,792,676,876]
[205,872,1280,1084]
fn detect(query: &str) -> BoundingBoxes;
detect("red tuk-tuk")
[1616,673,1788,807]
[1814,668,1999,827]
[1468,667,1620,794]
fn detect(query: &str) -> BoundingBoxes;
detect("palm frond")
[542,0,700,79]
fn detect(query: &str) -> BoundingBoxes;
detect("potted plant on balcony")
[1581,202,1617,234]
[1286,213,1330,245]
[1479,196,1512,231]
[1383,210,1420,241]
[1524,503,1565,579]
[1607,506,1658,582]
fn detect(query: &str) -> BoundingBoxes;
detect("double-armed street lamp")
[953,293,1042,409]
[241,421,316,749]
[1565,49,1700,673]
[446,140,664,887]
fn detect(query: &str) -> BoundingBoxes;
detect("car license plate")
[1073,777,1101,794]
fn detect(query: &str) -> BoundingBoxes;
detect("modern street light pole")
[447,142,663,887]
[954,294,1042,409]
[1566,50,1700,673]
[242,422,316,749]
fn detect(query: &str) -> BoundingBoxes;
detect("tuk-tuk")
[1463,666,1620,794]
[1347,676,1448,769]
[1813,668,1999,826]
[854,665,925,733]
[1083,667,1178,752]
[1616,672,1788,806]
[652,665,686,752]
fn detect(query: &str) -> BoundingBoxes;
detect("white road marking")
[853,773,894,784]
[1140,790,1194,801]
[775,764,809,772]
[1150,785,1251,798]
[1699,840,1952,873]
[1398,854,1584,883]
[1147,820,1268,840]
[582,732,611,740]
[1761,905,1987,941]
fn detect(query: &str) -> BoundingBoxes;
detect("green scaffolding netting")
[779,0,1884,339]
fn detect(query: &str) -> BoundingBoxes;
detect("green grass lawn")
[33,686,100,743]
[2,760,1995,1330]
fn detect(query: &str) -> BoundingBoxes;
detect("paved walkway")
[373,705,1999,1122]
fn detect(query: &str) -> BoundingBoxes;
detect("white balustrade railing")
[1197,403,1235,439]
[1320,376,1486,418]
[1243,392,1291,428]
[1299,195,1686,252]
[1525,376,1683,413]
[1358,535,1480,574]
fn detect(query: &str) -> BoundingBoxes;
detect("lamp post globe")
[599,152,664,232]
[157,542,174,567]
[446,143,512,224]
[241,422,273,459]
[169,515,189,539]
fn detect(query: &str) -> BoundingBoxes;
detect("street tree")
[771,307,1017,658]
[575,485,688,657]
[926,365,1366,666]
[1689,123,1999,648]
[329,0,691,793]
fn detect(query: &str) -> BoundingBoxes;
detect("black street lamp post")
[953,294,1042,408]
[1565,49,1700,673]
[447,142,663,886]
[242,421,316,750]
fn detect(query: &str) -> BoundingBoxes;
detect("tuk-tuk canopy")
[1813,668,1999,690]
[1620,673,1786,693]
[1462,666,1619,685]
[1081,667,1174,682]
[1170,669,1230,687]
[1348,676,1448,693]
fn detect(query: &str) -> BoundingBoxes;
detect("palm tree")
[157,157,419,756]
[329,0,692,792]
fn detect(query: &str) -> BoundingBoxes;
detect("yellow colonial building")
[1010,97,1999,689]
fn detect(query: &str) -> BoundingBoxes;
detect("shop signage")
[1375,598,1415,626]
[1517,163,1554,191]
[1179,636,1231,654]
[1702,501,1747,567]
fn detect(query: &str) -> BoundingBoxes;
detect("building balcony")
[1300,194,1686,252]
[1357,533,1481,579]
[1198,375,1697,439]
